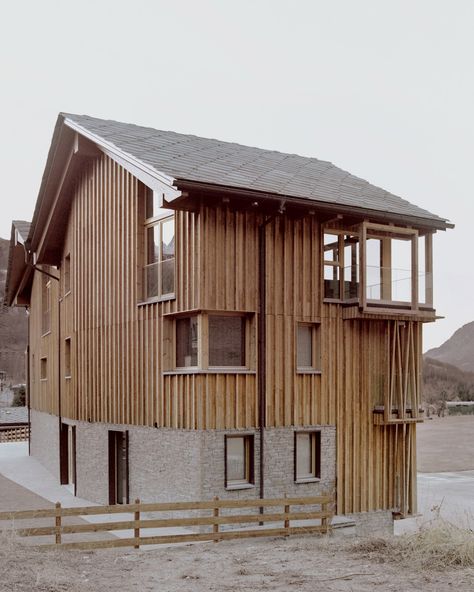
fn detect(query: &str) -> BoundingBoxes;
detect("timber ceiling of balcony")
[62,113,450,229]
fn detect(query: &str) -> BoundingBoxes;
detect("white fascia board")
[63,118,182,202]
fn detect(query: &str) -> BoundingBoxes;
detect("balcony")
[323,222,435,320]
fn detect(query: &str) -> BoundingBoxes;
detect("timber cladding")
[28,153,420,515]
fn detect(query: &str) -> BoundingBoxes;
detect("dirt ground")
[1,417,474,591]
[417,415,474,472]
[1,531,473,592]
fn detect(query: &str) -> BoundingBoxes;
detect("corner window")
[144,189,175,301]
[172,313,253,371]
[225,435,254,488]
[296,323,321,372]
[176,316,198,367]
[295,431,321,482]
[40,357,48,381]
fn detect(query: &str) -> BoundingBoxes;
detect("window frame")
[225,434,255,489]
[167,312,255,373]
[40,357,48,381]
[63,254,71,296]
[296,322,322,374]
[294,430,321,483]
[64,337,72,379]
[143,189,176,303]
[41,274,51,336]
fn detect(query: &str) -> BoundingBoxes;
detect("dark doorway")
[59,423,76,494]
[108,430,129,505]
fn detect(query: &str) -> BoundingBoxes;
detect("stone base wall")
[29,412,391,536]
[30,409,60,479]
[344,510,394,536]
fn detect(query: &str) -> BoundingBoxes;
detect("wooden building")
[5,114,452,526]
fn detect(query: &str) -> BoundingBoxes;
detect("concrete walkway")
[0,442,196,548]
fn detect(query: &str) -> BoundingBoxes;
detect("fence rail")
[0,495,333,551]
[0,423,29,442]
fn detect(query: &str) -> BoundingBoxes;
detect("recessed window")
[143,189,175,301]
[296,323,321,371]
[40,357,47,381]
[64,338,71,378]
[295,431,321,482]
[209,316,246,367]
[64,254,71,294]
[176,316,198,367]
[225,435,254,488]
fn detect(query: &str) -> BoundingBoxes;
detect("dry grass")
[351,517,474,570]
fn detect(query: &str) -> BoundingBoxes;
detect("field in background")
[417,416,474,473]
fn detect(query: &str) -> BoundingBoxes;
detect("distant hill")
[423,357,474,405]
[425,322,474,373]
[0,237,28,385]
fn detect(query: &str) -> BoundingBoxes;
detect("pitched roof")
[63,113,449,226]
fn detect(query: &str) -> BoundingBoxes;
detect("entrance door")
[108,431,129,505]
[60,423,76,493]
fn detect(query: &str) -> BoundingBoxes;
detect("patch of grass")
[351,518,474,570]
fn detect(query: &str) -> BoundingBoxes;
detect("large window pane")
[209,316,245,367]
[176,316,198,367]
[145,263,159,299]
[227,437,245,482]
[161,219,174,259]
[296,433,312,479]
[147,226,160,265]
[161,258,175,296]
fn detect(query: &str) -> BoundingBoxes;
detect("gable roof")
[62,113,450,227]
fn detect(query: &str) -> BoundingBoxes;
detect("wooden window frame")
[170,312,255,373]
[41,274,51,336]
[294,430,321,483]
[64,337,72,379]
[296,322,322,374]
[63,253,71,296]
[143,189,176,303]
[40,357,47,381]
[225,434,255,489]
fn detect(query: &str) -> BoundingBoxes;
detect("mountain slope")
[425,322,474,373]
[423,357,474,404]
[0,237,28,384]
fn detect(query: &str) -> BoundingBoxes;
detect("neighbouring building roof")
[12,221,31,244]
[62,113,449,226]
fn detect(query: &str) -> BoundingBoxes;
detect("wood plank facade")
[7,115,451,520]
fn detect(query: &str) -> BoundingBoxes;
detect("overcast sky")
[1,0,472,351]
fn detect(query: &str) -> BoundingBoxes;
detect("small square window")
[295,431,321,482]
[176,316,198,367]
[40,357,47,381]
[225,435,254,488]
[296,323,321,371]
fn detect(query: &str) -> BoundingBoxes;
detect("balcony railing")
[324,264,433,311]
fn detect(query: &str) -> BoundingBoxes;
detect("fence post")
[134,498,140,549]
[321,497,328,534]
[284,494,290,536]
[213,496,219,543]
[55,501,62,545]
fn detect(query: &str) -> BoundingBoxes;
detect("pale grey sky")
[1,0,472,350]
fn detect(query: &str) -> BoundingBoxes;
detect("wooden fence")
[0,423,30,443]
[0,495,333,551]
